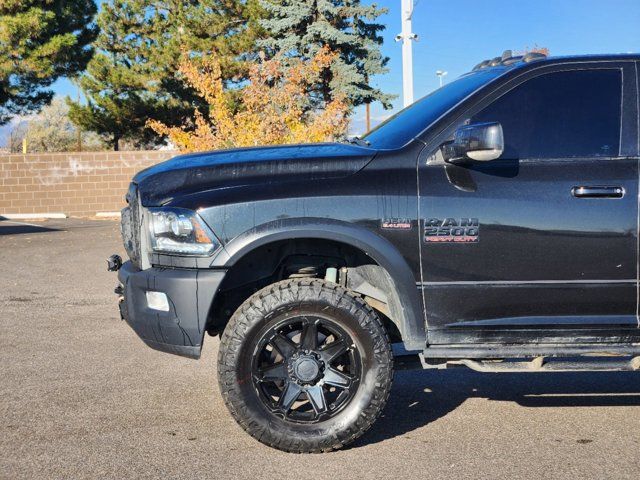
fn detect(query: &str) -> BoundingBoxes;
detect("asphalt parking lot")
[1,218,639,479]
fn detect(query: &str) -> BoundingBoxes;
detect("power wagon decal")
[424,218,479,243]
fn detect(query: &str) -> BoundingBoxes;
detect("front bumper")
[116,260,225,359]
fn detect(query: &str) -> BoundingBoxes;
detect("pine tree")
[69,0,265,150]
[0,1,97,125]
[68,3,163,150]
[259,0,393,110]
[68,53,159,151]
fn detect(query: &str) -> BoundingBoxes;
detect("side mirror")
[442,122,504,163]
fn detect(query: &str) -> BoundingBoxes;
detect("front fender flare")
[210,218,425,350]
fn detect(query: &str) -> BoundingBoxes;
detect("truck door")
[419,61,639,345]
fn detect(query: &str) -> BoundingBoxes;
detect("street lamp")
[436,70,448,87]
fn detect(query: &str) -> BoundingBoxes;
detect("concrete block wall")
[0,151,177,217]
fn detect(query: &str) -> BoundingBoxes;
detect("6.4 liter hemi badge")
[424,218,479,243]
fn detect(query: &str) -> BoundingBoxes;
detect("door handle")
[571,186,625,198]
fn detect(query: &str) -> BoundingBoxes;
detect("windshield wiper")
[345,136,371,147]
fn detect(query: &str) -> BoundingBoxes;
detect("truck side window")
[471,69,622,159]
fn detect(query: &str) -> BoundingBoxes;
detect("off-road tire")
[217,278,394,453]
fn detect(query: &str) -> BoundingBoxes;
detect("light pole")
[396,0,419,107]
[436,70,448,87]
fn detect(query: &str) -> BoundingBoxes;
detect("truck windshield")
[361,68,506,150]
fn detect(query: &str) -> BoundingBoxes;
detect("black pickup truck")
[109,52,640,452]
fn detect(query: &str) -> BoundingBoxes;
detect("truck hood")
[134,142,376,206]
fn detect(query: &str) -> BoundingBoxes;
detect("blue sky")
[18,0,640,137]
[350,0,640,132]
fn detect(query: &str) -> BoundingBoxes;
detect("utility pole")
[76,83,83,152]
[396,0,418,107]
[365,74,371,133]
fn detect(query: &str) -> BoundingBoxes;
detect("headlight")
[148,208,219,255]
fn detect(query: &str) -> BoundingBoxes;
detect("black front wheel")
[217,279,394,452]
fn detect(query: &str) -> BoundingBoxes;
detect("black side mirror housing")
[442,122,504,164]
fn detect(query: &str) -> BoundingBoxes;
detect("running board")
[422,343,640,359]
[393,353,640,372]
[393,343,640,372]
[425,356,640,373]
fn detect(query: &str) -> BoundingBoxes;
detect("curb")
[96,212,122,218]
[1,213,68,220]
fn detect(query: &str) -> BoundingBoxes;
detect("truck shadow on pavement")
[354,368,640,448]
[0,219,60,235]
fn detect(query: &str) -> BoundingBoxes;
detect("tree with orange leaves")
[147,47,349,152]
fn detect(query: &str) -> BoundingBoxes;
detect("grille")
[121,184,142,269]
